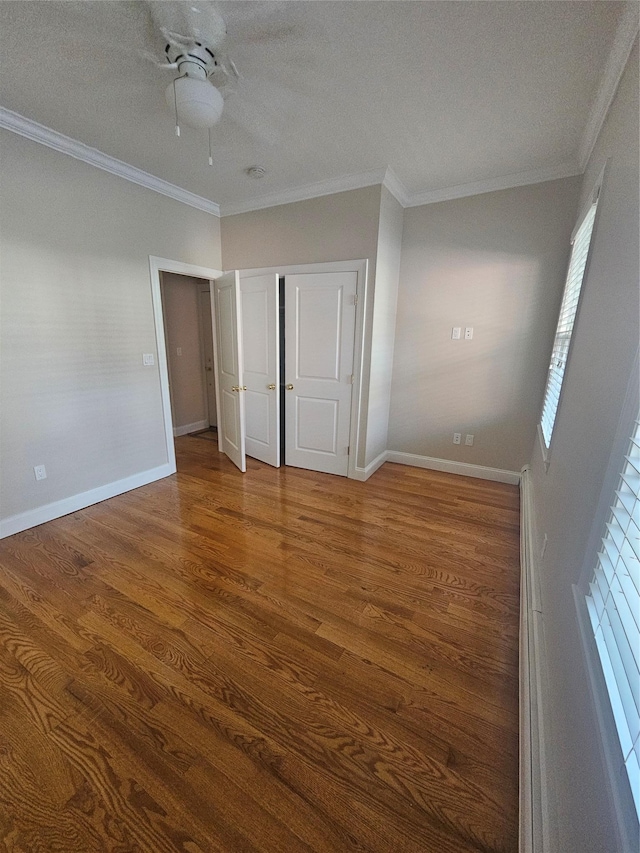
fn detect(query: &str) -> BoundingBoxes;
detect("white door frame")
[233,259,368,480]
[149,256,223,474]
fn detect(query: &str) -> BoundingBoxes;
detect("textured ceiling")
[0,1,626,212]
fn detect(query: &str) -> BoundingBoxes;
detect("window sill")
[537,423,551,472]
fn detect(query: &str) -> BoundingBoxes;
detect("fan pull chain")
[208,129,213,166]
[172,79,180,137]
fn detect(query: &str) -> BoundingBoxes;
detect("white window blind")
[586,417,640,819]
[540,200,598,447]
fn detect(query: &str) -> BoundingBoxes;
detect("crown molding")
[381,166,410,207]
[405,160,582,208]
[577,2,639,171]
[219,167,390,216]
[0,107,221,217]
[1,107,589,221]
[219,159,581,217]
[219,159,582,217]
[0,105,407,218]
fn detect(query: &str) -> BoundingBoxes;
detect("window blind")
[586,417,640,819]
[540,200,598,447]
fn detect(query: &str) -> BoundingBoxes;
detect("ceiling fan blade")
[147,1,227,50]
[221,77,315,147]
[139,49,178,71]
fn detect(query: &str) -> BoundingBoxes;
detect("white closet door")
[240,273,280,467]
[285,271,357,476]
[213,271,246,472]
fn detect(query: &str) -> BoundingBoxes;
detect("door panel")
[296,397,338,453]
[213,271,246,472]
[245,392,270,444]
[217,287,237,375]
[297,287,342,379]
[285,272,357,476]
[242,290,269,372]
[222,389,240,446]
[240,273,280,467]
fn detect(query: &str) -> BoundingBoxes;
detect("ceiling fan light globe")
[165,77,224,129]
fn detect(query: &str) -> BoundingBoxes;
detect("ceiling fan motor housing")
[164,42,224,128]
[164,42,219,79]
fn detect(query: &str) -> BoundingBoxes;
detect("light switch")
[464,327,474,340]
[451,327,461,340]
[177,347,182,356]
[143,353,155,366]
[465,434,474,446]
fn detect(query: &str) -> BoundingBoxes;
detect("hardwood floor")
[0,437,521,852]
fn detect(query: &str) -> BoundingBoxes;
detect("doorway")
[149,256,223,475]
[236,267,359,475]
[160,272,218,440]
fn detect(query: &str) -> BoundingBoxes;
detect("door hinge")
[353,293,358,306]
[348,374,355,385]
[346,446,350,455]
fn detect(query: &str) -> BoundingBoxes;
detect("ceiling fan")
[144,1,237,159]
[141,1,315,168]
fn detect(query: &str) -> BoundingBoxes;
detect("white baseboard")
[173,419,208,437]
[351,450,388,481]
[386,451,520,485]
[0,463,175,539]
[519,465,554,853]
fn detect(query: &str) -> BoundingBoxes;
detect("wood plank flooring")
[0,437,521,852]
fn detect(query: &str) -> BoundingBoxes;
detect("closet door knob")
[286,384,294,391]
[267,383,276,390]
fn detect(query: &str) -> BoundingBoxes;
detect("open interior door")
[213,271,246,472]
[240,272,280,467]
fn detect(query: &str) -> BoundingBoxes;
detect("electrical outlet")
[176,347,182,356]
[465,434,474,446]
[464,327,474,340]
[451,327,461,340]
[453,433,461,445]
[34,464,47,481]
[142,353,155,366]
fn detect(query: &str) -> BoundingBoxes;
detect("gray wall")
[221,186,381,271]
[161,274,209,432]
[528,39,639,853]
[0,132,221,523]
[388,175,582,472]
